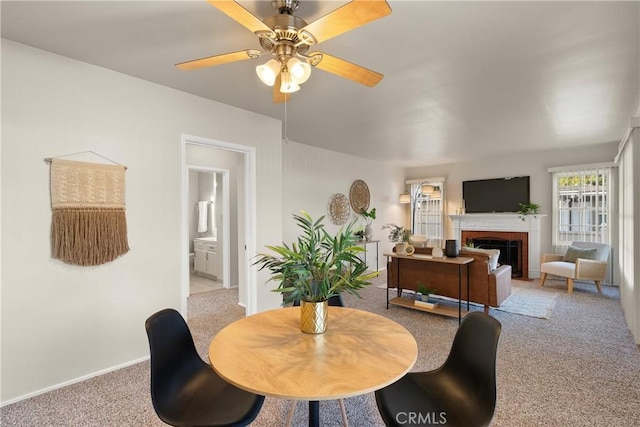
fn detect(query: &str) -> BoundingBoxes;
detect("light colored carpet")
[495,285,559,319]
[1,276,639,426]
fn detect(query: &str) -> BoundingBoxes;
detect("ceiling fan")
[176,0,391,103]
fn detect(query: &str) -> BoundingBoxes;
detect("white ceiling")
[2,1,639,167]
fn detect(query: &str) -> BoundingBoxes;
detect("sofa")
[387,247,512,313]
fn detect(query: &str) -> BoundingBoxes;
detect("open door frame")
[180,134,257,315]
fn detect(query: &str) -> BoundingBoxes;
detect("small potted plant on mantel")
[517,202,540,221]
[254,211,377,334]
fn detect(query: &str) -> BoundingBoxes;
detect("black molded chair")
[375,311,502,427]
[145,309,264,427]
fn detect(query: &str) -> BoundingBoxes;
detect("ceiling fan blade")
[300,0,391,44]
[273,74,291,104]
[175,50,259,71]
[309,52,383,87]
[207,0,273,35]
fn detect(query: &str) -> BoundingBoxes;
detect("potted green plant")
[254,211,377,334]
[382,223,411,254]
[416,284,436,302]
[360,207,376,241]
[517,202,540,221]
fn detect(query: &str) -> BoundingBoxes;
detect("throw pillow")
[488,250,500,270]
[563,246,597,263]
[462,247,500,270]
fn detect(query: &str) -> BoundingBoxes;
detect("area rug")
[377,282,559,319]
[494,286,560,319]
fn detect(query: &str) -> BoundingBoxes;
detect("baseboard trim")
[0,355,149,407]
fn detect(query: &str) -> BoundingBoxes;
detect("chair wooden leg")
[338,399,348,426]
[285,400,297,427]
[594,280,602,293]
[540,273,547,287]
[567,278,574,294]
[484,305,489,314]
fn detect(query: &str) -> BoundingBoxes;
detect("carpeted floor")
[1,276,639,426]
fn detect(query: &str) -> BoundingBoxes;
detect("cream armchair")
[540,241,611,293]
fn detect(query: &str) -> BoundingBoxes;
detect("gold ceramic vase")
[300,300,329,334]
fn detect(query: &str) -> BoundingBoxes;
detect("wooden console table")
[384,253,473,324]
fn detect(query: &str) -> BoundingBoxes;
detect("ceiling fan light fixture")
[287,57,311,84]
[181,0,392,103]
[280,68,300,93]
[256,59,281,87]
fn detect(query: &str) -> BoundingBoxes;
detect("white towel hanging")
[197,201,208,233]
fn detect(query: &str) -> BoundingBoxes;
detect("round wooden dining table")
[209,306,418,427]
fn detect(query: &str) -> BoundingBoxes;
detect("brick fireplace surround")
[461,230,529,278]
[449,213,546,279]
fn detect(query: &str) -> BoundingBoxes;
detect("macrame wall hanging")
[48,157,130,266]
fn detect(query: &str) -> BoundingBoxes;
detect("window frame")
[406,177,445,248]
[549,163,615,252]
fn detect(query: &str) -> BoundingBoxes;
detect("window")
[549,164,614,250]
[406,178,445,248]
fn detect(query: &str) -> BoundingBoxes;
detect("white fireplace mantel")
[449,213,546,278]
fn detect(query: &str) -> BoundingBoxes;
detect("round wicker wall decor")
[327,193,351,225]
[349,179,370,213]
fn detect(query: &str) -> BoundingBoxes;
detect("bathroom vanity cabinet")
[193,238,218,279]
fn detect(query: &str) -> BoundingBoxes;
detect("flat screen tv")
[462,176,530,213]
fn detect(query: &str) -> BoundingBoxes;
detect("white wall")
[282,141,406,273]
[188,170,199,248]
[0,40,282,403]
[405,142,620,256]
[618,126,640,344]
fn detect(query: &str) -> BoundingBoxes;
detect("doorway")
[180,134,257,315]
[188,168,229,294]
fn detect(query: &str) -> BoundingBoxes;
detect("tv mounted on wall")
[462,176,530,213]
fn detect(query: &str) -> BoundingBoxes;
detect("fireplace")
[449,213,545,279]
[462,231,528,278]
